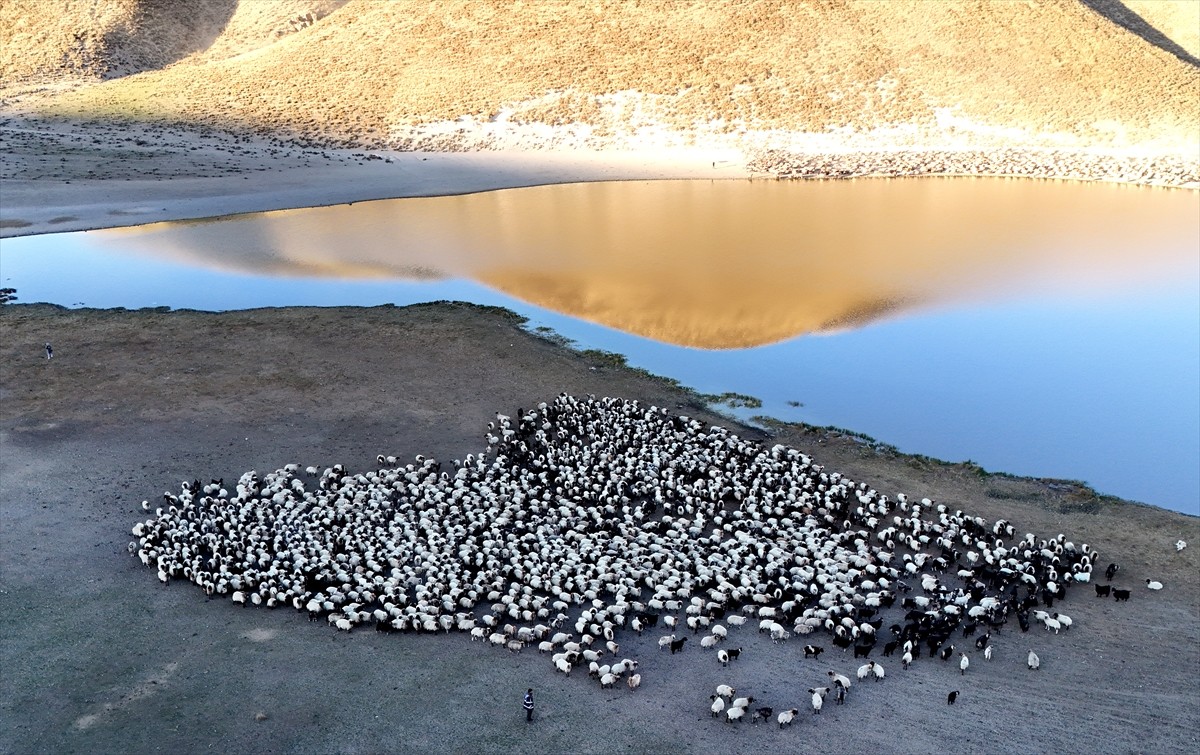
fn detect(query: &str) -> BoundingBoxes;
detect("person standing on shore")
[45,343,53,360]
[523,688,534,722]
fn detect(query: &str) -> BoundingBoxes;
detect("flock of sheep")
[129,393,1102,716]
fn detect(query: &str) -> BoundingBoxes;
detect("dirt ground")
[1,302,1197,755]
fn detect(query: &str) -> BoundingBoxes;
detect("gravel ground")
[1,302,1197,754]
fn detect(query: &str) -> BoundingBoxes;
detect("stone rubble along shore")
[747,147,1199,187]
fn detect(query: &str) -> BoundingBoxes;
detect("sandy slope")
[0,303,1196,755]
[4,1,1198,156]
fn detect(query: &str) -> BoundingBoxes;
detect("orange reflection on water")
[104,178,1199,349]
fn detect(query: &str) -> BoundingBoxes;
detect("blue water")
[1,179,1196,515]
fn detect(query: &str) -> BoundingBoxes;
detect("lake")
[2,178,1196,514]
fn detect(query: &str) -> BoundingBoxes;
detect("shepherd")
[523,688,534,722]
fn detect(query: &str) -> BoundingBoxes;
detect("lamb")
[1027,650,1040,670]
[777,708,799,728]
[1146,579,1164,590]
[627,673,641,691]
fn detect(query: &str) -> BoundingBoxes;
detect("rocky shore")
[747,147,1200,187]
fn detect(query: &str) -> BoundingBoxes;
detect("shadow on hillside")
[1080,0,1200,67]
[101,0,238,81]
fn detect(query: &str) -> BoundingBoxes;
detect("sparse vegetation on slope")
[3,0,1196,167]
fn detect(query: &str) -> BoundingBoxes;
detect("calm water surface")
[2,178,1196,514]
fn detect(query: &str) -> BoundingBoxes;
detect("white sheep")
[1052,612,1072,630]
[726,706,747,723]
[717,649,729,666]
[627,673,641,690]
[710,696,726,717]
[700,635,719,649]
[856,663,872,681]
[777,708,799,728]
[984,645,993,661]
[827,671,851,689]
[809,687,828,714]
[716,684,735,698]
[600,673,617,688]
[1146,579,1164,590]
[1027,650,1040,670]
[731,696,754,710]
[871,661,885,681]
[555,658,572,675]
[1177,540,1187,552]
[658,634,675,650]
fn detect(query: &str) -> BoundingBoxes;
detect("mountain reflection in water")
[102,178,1198,349]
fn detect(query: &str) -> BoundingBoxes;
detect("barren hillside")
[2,0,1197,168]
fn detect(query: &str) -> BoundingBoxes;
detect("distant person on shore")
[45,343,53,360]
[523,688,534,722]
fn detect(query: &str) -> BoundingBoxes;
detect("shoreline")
[2,111,1196,240]
[5,301,1197,520]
